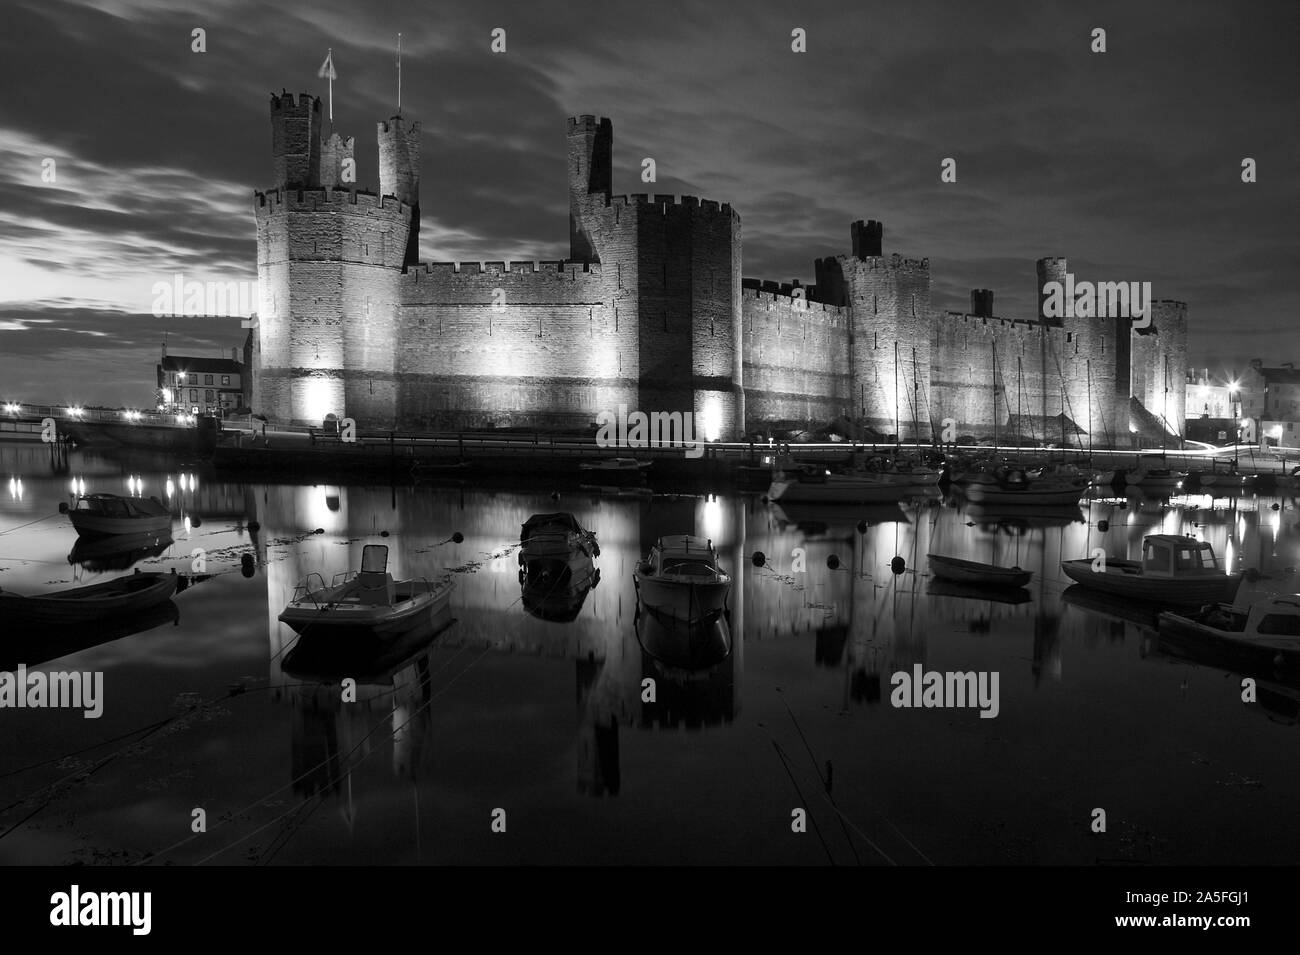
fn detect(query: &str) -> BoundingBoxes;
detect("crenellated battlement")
[605,193,738,219]
[270,91,319,114]
[404,260,603,279]
[567,114,612,132]
[841,252,930,272]
[744,287,846,316]
[254,187,413,217]
[942,310,1038,330]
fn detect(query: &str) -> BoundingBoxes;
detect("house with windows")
[1240,359,1300,449]
[156,345,248,415]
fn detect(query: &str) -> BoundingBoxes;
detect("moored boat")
[1123,455,1188,490]
[1157,594,1300,667]
[577,456,651,481]
[278,544,454,635]
[928,553,1032,589]
[633,535,731,624]
[518,512,600,621]
[67,493,173,538]
[0,568,178,623]
[961,467,1087,506]
[1060,534,1242,606]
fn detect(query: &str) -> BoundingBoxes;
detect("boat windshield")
[661,559,716,577]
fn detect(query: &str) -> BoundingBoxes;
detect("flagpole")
[397,33,402,115]
[318,48,337,129]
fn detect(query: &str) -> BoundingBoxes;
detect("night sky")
[0,0,1296,407]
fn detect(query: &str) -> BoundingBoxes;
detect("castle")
[251,91,1188,447]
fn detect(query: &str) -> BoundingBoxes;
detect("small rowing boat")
[0,569,178,623]
[928,553,1032,589]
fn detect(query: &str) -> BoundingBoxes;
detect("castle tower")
[1036,256,1067,325]
[1148,300,1188,439]
[378,116,421,266]
[253,92,415,428]
[567,115,612,263]
[320,131,355,189]
[270,91,322,188]
[839,220,933,441]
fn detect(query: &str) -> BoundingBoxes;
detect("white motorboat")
[278,544,454,635]
[633,535,731,624]
[67,493,172,538]
[1158,594,1300,664]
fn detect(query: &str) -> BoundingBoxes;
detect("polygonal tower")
[253,91,417,428]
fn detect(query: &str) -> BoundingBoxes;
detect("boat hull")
[928,554,1031,588]
[633,573,730,624]
[963,481,1085,506]
[0,571,178,623]
[70,513,173,538]
[768,475,927,504]
[1157,610,1300,667]
[278,579,454,636]
[1060,560,1241,605]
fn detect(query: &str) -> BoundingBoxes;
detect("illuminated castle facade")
[251,91,1187,446]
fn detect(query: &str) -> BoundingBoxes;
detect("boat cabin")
[1200,595,1300,638]
[74,493,164,517]
[1139,534,1223,578]
[646,536,721,578]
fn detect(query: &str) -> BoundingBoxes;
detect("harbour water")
[2,440,1299,865]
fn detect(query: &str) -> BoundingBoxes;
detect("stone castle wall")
[740,284,851,427]
[252,93,1189,445]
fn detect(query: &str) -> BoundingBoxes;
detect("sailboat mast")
[992,341,998,449]
[894,340,900,448]
[912,345,920,450]
[1086,358,1093,463]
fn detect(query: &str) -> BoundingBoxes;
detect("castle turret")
[253,93,416,428]
[970,288,994,318]
[1036,256,1067,326]
[838,220,933,441]
[567,115,612,263]
[320,131,355,189]
[378,116,421,266]
[270,92,322,188]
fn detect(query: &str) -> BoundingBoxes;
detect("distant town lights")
[68,406,83,418]
[3,403,18,414]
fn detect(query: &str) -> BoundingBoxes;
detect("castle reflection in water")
[241,481,1298,812]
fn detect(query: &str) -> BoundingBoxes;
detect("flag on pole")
[318,48,336,124]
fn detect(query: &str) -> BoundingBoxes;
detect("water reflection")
[4,437,1300,863]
